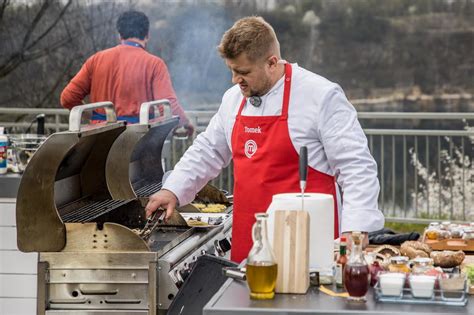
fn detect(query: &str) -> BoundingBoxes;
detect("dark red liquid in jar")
[344,264,370,297]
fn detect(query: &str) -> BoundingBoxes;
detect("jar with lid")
[449,226,464,239]
[388,256,411,273]
[438,229,451,240]
[429,222,440,228]
[411,257,434,274]
[440,221,451,230]
[462,228,474,240]
[424,227,439,240]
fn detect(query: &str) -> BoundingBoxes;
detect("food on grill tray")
[430,250,465,268]
[132,228,141,235]
[400,241,432,259]
[192,202,227,213]
[187,219,208,226]
[185,215,224,227]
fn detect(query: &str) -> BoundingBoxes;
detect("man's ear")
[267,55,279,69]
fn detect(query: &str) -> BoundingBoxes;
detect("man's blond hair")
[218,16,280,61]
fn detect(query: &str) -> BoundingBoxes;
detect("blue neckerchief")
[122,40,144,49]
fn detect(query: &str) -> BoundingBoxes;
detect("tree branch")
[36,59,75,108]
[0,0,10,22]
[21,0,50,50]
[25,0,73,51]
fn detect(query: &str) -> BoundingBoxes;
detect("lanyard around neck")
[122,40,144,49]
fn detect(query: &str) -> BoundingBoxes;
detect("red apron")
[230,63,339,263]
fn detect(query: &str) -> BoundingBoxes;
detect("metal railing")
[1,107,473,221]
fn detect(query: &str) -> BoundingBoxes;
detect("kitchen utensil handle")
[79,288,118,295]
[299,146,308,189]
[69,101,117,132]
[139,99,172,125]
[223,267,246,281]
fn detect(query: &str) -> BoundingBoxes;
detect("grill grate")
[60,199,130,223]
[135,182,162,197]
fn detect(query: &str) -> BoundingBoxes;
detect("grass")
[384,222,426,235]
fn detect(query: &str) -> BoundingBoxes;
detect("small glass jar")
[411,257,434,274]
[425,227,439,240]
[409,274,436,298]
[450,227,464,239]
[378,272,406,297]
[438,229,451,240]
[462,228,474,240]
[439,273,466,301]
[441,221,451,230]
[389,256,411,273]
[429,222,440,228]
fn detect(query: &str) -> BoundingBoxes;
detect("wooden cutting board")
[273,210,310,294]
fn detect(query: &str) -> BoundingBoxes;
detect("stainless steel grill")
[135,182,163,197]
[16,101,233,315]
[60,199,131,223]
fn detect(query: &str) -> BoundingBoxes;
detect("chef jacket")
[163,63,384,233]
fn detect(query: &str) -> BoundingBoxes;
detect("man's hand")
[184,122,195,137]
[145,189,178,220]
[342,231,369,250]
[173,123,195,139]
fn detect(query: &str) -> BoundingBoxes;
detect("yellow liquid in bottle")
[246,263,278,299]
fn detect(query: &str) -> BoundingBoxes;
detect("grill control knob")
[215,238,231,256]
[179,268,191,282]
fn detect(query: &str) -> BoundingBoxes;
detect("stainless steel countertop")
[204,278,473,315]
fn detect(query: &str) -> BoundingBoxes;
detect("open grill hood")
[16,100,178,252]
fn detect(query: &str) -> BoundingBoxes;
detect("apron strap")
[281,63,292,118]
[237,97,246,116]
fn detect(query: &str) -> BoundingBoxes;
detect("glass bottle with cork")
[246,213,278,299]
[335,236,347,288]
[344,231,370,302]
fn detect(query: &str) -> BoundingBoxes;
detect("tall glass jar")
[246,213,278,299]
[344,232,370,302]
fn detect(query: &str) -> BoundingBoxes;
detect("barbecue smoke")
[145,2,233,109]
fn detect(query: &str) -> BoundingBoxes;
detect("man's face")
[225,53,274,98]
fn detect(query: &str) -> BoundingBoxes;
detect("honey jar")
[388,256,411,273]
[425,228,439,240]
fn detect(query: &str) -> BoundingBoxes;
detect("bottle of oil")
[246,213,277,299]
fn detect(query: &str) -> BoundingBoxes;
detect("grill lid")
[16,102,126,252]
[106,100,179,201]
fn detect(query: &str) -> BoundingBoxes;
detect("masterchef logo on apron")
[244,140,257,158]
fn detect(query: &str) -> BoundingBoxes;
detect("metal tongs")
[139,209,166,240]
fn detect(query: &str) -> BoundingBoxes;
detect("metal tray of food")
[180,213,230,228]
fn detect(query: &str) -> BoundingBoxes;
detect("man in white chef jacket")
[145,16,384,262]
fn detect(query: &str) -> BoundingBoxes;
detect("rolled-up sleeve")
[318,87,385,233]
[162,104,232,206]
